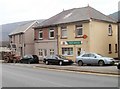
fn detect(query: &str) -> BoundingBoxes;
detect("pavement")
[3,61,120,76]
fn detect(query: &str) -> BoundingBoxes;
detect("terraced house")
[9,21,39,56]
[34,6,118,61]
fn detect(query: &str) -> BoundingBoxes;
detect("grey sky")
[0,0,119,25]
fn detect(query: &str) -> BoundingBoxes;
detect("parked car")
[76,53,115,66]
[20,55,39,64]
[43,55,74,66]
[117,62,120,70]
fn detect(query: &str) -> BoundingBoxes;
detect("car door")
[81,54,90,64]
[52,56,59,64]
[89,53,99,64]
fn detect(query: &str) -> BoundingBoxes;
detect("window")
[49,29,54,39]
[39,31,43,39]
[61,26,67,38]
[89,54,95,57]
[19,34,21,44]
[12,36,15,43]
[76,24,83,37]
[115,44,118,53]
[39,49,43,56]
[108,24,112,36]
[82,54,89,57]
[50,49,54,55]
[109,44,112,54]
[62,48,73,56]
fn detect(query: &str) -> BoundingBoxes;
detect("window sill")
[108,35,112,36]
[75,36,83,38]
[108,51,112,54]
[61,37,67,39]
[63,55,73,57]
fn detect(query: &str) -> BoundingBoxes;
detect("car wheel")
[78,60,83,66]
[59,61,63,66]
[45,61,49,65]
[98,60,104,66]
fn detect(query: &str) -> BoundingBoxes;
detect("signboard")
[67,41,82,45]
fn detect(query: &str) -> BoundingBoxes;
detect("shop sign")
[66,41,82,45]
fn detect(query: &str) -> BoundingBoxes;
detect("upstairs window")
[49,29,54,39]
[76,24,83,37]
[39,31,43,39]
[61,26,67,38]
[19,34,21,44]
[108,24,112,36]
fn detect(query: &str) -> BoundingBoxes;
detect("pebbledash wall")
[58,20,118,61]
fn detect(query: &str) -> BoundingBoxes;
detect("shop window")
[49,29,54,39]
[50,49,54,55]
[76,24,83,37]
[39,31,43,39]
[108,24,112,36]
[61,26,67,38]
[62,48,73,56]
[109,44,112,54]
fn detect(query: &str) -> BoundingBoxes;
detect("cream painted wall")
[89,20,118,58]
[58,21,118,61]
[58,22,90,61]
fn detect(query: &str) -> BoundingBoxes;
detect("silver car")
[76,53,115,66]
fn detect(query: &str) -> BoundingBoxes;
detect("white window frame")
[62,48,73,56]
[61,27,67,38]
[39,49,43,57]
[39,31,43,39]
[49,29,54,39]
[50,49,54,55]
[108,24,112,36]
[76,25,83,37]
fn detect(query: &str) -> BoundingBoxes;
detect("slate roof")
[109,11,120,22]
[9,20,44,36]
[35,6,116,28]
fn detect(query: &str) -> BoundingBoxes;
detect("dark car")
[20,55,39,64]
[117,62,120,70]
[43,55,74,66]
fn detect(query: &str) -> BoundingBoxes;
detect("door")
[76,48,81,56]
[43,49,47,58]
[20,47,23,57]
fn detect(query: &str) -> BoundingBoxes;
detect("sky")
[0,0,120,25]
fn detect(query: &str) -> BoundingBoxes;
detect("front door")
[43,49,47,58]
[76,48,81,56]
[20,47,23,57]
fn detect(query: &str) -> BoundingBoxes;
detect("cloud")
[0,0,119,24]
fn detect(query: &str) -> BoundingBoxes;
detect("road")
[2,64,118,87]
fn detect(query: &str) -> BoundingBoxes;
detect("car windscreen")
[57,55,66,59]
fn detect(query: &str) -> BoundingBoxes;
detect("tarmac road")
[2,64,118,87]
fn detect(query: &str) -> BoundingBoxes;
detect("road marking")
[33,66,119,77]
[7,63,119,77]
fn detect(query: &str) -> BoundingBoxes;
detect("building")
[35,6,118,61]
[9,20,40,57]
[109,11,120,60]
[34,23,58,60]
